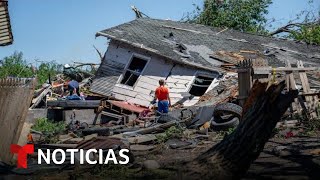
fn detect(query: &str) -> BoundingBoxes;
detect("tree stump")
[185,81,298,179]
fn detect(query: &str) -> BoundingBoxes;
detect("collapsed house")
[1,18,320,178]
[90,18,320,108]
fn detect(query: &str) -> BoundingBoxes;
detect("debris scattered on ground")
[1,56,320,179]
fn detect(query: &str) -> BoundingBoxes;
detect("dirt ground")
[132,135,320,180]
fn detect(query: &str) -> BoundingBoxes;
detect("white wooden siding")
[104,41,219,107]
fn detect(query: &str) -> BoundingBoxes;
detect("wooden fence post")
[237,59,253,106]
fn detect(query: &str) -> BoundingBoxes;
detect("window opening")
[189,75,214,96]
[120,56,147,86]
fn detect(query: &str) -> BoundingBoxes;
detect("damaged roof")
[97,18,320,70]
[0,0,13,46]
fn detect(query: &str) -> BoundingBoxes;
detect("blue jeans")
[158,100,169,113]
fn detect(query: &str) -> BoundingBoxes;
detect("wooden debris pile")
[30,63,102,109]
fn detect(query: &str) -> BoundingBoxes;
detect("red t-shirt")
[155,86,169,101]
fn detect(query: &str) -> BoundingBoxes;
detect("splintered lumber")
[82,125,128,136]
[127,134,158,144]
[253,67,317,74]
[185,81,297,179]
[47,100,101,108]
[285,60,302,114]
[297,60,318,118]
[30,85,52,109]
[0,78,36,164]
[124,118,186,136]
[111,133,158,144]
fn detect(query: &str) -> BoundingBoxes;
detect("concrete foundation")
[63,109,101,125]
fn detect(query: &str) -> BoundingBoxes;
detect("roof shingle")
[97,18,320,70]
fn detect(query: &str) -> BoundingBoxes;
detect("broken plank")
[124,118,186,136]
[110,134,158,144]
[285,61,298,114]
[297,60,318,118]
[30,85,52,109]
[299,91,320,96]
[47,100,101,108]
[254,67,317,75]
[130,145,155,151]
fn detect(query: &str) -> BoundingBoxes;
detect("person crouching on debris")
[62,80,80,97]
[153,79,171,113]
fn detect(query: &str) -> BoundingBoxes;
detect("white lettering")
[118,149,130,164]
[38,149,50,164]
[80,149,84,164]
[66,149,78,164]
[86,149,97,164]
[104,150,118,164]
[37,148,130,165]
[98,149,103,164]
[52,149,65,164]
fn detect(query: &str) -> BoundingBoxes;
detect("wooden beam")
[254,67,317,75]
[100,111,124,120]
[237,59,252,106]
[297,60,318,118]
[299,91,320,96]
[47,100,101,108]
[123,118,185,136]
[30,85,52,109]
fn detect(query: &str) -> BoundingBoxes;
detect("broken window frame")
[117,53,150,88]
[187,72,216,97]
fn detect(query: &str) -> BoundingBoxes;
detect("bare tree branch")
[93,45,104,62]
[269,21,319,36]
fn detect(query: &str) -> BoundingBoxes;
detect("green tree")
[182,0,272,33]
[269,0,320,45]
[0,52,63,87]
[36,61,63,85]
[288,24,320,45]
[0,51,33,78]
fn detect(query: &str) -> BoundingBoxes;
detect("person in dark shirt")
[61,80,80,97]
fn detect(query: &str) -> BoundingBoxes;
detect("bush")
[32,118,65,134]
[32,118,65,143]
[156,126,184,143]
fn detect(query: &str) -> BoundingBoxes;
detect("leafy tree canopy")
[183,0,320,45]
[0,51,63,87]
[182,0,272,33]
[270,0,320,45]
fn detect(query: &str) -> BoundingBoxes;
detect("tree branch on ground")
[185,81,298,179]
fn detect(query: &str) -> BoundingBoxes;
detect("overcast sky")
[0,0,319,65]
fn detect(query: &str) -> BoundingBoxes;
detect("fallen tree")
[185,81,298,179]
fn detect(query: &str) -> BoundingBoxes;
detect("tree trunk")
[185,81,298,180]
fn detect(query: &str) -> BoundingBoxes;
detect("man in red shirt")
[154,79,171,113]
